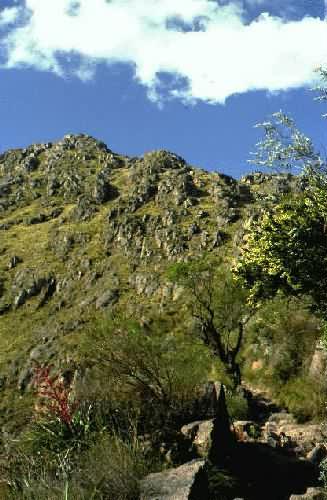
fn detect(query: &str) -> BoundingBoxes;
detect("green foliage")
[278,376,326,423]
[19,402,95,456]
[70,432,150,500]
[226,390,249,421]
[5,431,153,500]
[83,313,213,430]
[243,297,323,420]
[235,195,327,314]
[245,297,320,380]
[168,257,249,335]
[238,97,327,316]
[168,256,250,386]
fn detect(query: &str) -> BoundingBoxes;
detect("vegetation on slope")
[0,112,327,496]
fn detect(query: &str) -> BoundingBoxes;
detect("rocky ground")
[140,385,327,500]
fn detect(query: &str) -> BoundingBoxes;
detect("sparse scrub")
[82,313,213,431]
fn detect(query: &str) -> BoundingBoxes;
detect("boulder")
[307,444,327,466]
[181,420,213,457]
[140,459,204,500]
[275,424,326,455]
[290,487,326,499]
[268,412,296,425]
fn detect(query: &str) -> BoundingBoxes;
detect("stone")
[23,155,38,172]
[140,459,205,500]
[95,289,119,309]
[17,367,33,392]
[268,412,296,425]
[181,420,213,457]
[188,223,201,237]
[14,290,28,308]
[13,274,56,309]
[276,424,326,454]
[93,174,118,204]
[8,255,22,270]
[307,444,327,465]
[25,213,47,225]
[290,487,326,499]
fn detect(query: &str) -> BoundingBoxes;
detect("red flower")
[32,363,78,429]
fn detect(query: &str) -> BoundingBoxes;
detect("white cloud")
[0,7,21,26]
[1,0,327,104]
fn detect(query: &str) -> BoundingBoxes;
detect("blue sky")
[1,0,327,177]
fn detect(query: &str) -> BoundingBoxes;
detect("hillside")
[1,134,326,499]
[0,134,307,429]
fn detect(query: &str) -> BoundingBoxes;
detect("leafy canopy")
[235,75,327,315]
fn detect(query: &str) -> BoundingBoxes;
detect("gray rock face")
[140,459,204,500]
[12,272,56,309]
[95,289,119,309]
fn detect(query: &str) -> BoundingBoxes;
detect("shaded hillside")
[0,134,306,430]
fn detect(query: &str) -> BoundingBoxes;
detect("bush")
[242,297,324,420]
[70,432,151,500]
[82,314,213,431]
[278,376,326,422]
[226,390,249,421]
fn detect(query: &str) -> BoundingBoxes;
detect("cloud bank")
[1,0,327,104]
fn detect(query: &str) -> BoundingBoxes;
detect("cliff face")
[0,134,303,429]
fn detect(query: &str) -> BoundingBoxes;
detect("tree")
[234,195,327,314]
[235,73,327,317]
[168,257,250,388]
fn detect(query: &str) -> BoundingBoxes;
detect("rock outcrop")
[140,459,205,500]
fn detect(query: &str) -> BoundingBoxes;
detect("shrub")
[278,376,326,422]
[226,390,249,421]
[82,314,213,431]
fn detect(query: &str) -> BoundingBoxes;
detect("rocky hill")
[0,134,305,432]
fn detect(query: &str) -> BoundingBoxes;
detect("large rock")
[275,424,326,455]
[140,459,204,500]
[290,487,326,499]
[181,420,213,457]
[307,444,327,465]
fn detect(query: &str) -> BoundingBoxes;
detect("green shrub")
[226,390,249,421]
[81,314,213,431]
[70,432,151,500]
[278,376,326,422]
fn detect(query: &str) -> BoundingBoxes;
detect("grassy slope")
[0,135,304,432]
